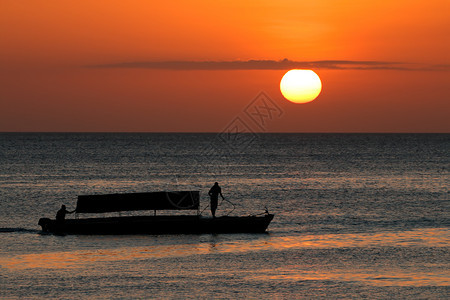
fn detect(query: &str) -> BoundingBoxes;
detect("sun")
[280,69,322,104]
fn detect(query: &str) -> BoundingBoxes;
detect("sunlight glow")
[280,69,322,103]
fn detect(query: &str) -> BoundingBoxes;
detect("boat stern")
[38,217,52,232]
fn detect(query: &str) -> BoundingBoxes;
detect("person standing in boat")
[208,182,224,218]
[56,205,75,224]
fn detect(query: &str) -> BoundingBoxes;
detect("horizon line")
[1,131,448,134]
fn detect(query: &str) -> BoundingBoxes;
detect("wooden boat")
[38,191,274,234]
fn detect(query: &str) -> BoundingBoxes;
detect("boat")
[38,191,274,234]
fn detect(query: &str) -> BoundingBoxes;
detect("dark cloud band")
[91,59,448,71]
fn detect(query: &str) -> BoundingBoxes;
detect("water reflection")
[2,228,447,273]
[252,267,450,287]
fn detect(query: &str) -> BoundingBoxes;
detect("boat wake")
[0,227,40,234]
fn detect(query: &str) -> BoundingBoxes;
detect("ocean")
[0,133,448,299]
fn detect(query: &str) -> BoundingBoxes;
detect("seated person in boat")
[208,182,224,218]
[56,205,75,224]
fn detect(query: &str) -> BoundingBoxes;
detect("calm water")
[0,133,449,299]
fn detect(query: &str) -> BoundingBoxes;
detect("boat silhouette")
[38,191,274,234]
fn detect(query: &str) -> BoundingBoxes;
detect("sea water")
[0,133,448,299]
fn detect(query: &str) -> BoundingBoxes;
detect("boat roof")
[75,191,199,213]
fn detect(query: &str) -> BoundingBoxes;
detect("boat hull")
[38,214,274,235]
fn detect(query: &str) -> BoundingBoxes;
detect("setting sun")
[280,69,322,104]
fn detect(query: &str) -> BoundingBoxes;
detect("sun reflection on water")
[2,228,448,273]
[251,267,450,287]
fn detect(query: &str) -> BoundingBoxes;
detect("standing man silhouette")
[208,182,224,218]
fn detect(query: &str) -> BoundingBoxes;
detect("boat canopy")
[75,191,200,213]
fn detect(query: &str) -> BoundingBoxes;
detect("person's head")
[214,182,218,186]
[61,205,66,209]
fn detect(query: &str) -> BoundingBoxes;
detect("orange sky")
[1,0,449,132]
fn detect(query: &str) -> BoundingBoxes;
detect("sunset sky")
[1,0,449,132]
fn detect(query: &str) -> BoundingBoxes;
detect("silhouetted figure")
[208,182,224,218]
[56,205,75,224]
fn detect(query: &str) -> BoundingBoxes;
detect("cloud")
[91,59,449,71]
